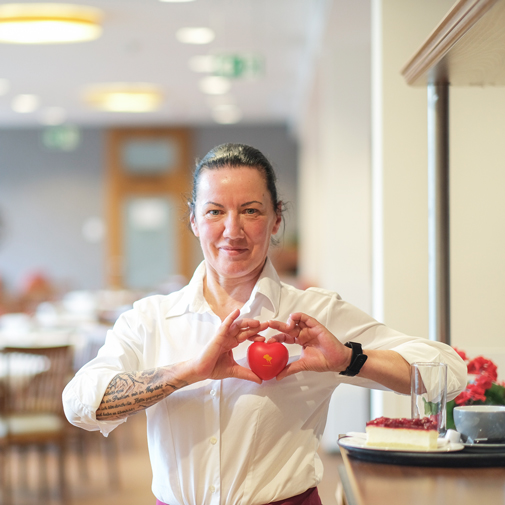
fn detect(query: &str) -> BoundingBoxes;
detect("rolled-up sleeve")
[323,295,467,400]
[62,308,145,436]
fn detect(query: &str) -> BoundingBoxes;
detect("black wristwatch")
[339,341,368,376]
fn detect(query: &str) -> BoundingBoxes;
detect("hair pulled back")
[189,143,282,216]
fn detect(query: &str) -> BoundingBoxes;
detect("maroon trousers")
[156,486,322,505]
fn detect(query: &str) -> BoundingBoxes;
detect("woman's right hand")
[187,309,267,384]
[97,310,265,422]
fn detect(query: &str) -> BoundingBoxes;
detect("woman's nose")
[223,213,243,239]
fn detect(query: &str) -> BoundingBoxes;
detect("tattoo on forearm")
[96,366,188,421]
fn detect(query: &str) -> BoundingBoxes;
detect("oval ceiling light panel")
[12,94,39,113]
[199,76,231,95]
[0,3,102,44]
[84,83,163,112]
[176,27,214,44]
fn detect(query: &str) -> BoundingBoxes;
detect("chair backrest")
[1,345,73,416]
[73,337,104,372]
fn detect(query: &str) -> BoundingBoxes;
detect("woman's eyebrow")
[241,201,263,207]
[204,201,224,207]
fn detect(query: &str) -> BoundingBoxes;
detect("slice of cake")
[365,416,438,450]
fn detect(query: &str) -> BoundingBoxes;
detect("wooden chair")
[0,345,73,504]
[68,335,121,489]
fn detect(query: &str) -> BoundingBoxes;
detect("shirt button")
[210,389,216,397]
[210,437,217,445]
[209,485,216,493]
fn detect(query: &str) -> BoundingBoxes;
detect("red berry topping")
[366,416,437,430]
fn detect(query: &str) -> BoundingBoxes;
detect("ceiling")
[0,0,330,128]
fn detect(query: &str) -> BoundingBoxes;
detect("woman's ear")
[272,202,283,235]
[190,212,199,237]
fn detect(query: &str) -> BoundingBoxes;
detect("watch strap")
[339,341,368,376]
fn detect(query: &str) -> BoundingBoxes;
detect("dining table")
[337,441,505,505]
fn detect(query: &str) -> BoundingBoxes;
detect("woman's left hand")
[191,309,267,384]
[266,312,352,380]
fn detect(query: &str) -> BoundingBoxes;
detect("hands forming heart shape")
[222,311,348,382]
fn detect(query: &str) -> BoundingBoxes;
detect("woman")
[63,143,466,505]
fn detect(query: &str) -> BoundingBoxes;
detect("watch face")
[339,344,367,376]
[356,355,367,365]
[348,354,368,376]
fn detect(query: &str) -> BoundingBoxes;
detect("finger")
[276,362,294,380]
[267,319,292,333]
[242,319,268,329]
[247,335,266,342]
[236,328,268,343]
[289,312,320,328]
[276,360,305,380]
[222,309,241,329]
[234,319,268,334]
[232,365,263,384]
[284,316,297,331]
[267,320,300,339]
[265,332,296,344]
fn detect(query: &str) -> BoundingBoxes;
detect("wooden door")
[106,128,193,289]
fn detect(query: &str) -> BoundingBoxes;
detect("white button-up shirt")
[63,259,466,505]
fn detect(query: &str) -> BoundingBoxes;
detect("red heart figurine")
[247,341,289,381]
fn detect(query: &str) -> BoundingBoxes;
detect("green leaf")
[484,383,505,405]
[446,399,456,430]
[422,397,440,415]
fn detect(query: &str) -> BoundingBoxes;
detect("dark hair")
[189,143,282,216]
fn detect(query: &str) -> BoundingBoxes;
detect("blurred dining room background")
[1,0,505,503]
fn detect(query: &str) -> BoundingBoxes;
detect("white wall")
[377,0,505,416]
[450,87,505,375]
[374,0,456,417]
[298,0,372,310]
[297,0,372,449]
[450,89,505,342]
[0,128,106,292]
[299,0,505,427]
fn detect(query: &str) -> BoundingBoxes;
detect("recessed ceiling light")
[40,106,67,125]
[176,27,214,45]
[0,78,10,95]
[211,104,242,124]
[199,76,231,95]
[84,83,163,112]
[0,3,102,44]
[12,94,39,113]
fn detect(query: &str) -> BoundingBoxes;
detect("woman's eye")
[244,208,259,215]
[207,209,221,216]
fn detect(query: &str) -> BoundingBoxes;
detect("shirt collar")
[165,257,282,320]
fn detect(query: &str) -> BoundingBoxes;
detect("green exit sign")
[42,126,81,151]
[213,54,264,79]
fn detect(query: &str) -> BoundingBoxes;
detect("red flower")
[455,389,486,405]
[449,350,504,421]
[473,374,493,391]
[467,356,498,381]
[453,347,468,361]
[454,361,497,406]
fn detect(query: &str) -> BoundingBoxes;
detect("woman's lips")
[220,246,248,255]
